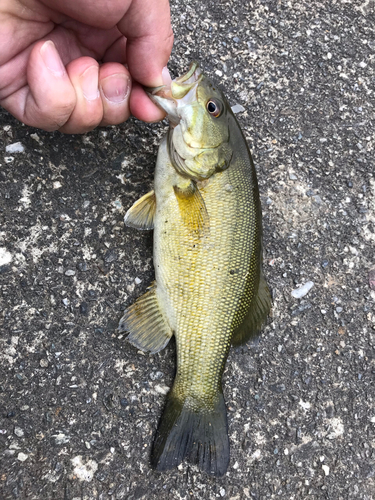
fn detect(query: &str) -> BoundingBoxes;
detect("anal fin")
[119,282,173,353]
[173,181,209,236]
[231,270,271,346]
[124,190,156,230]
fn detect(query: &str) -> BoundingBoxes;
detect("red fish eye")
[207,99,222,117]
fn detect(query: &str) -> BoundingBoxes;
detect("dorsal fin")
[124,190,156,230]
[231,270,271,346]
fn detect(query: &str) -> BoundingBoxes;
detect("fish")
[119,62,271,476]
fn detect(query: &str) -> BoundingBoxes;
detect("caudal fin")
[151,389,229,476]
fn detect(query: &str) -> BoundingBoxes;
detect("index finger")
[117,0,174,88]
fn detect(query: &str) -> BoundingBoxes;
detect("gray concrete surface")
[1,0,375,498]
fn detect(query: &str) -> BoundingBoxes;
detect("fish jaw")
[146,62,203,127]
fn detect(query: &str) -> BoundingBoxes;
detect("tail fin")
[151,388,229,476]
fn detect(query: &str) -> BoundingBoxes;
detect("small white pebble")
[0,247,12,266]
[14,427,24,438]
[6,142,25,154]
[215,69,223,77]
[231,104,245,114]
[17,452,28,462]
[291,281,314,299]
[322,464,330,476]
[135,277,142,285]
[30,133,41,143]
[299,399,311,410]
[53,181,62,189]
[359,61,367,68]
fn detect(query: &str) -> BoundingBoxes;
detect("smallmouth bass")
[119,62,271,476]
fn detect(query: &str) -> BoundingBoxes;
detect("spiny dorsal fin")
[173,181,209,236]
[124,190,156,230]
[119,282,173,353]
[231,270,271,346]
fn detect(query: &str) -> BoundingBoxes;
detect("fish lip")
[174,61,201,85]
[146,62,203,125]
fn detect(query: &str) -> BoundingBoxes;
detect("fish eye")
[206,99,222,117]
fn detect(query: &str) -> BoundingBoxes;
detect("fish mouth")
[146,62,203,126]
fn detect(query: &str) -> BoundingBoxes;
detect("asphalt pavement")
[1,0,374,498]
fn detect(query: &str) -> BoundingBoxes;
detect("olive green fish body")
[120,63,271,476]
[153,126,261,406]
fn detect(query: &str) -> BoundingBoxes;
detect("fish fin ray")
[173,182,209,236]
[151,388,229,476]
[231,270,271,346]
[118,283,173,353]
[124,190,156,230]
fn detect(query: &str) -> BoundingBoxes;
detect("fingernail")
[81,66,100,101]
[40,41,65,76]
[101,74,130,104]
[162,66,172,86]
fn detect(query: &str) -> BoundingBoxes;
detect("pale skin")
[0,0,174,133]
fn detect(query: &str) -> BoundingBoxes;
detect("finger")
[118,0,174,87]
[130,82,166,123]
[130,67,172,122]
[0,40,76,131]
[98,63,131,126]
[59,58,103,134]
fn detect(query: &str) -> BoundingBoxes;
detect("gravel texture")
[1,0,374,499]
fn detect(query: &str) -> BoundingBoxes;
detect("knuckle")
[165,30,174,49]
[39,98,76,130]
[60,109,103,134]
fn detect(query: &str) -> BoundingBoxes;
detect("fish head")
[147,62,233,181]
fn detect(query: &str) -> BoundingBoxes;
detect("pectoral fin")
[173,182,209,236]
[124,190,156,230]
[119,282,173,353]
[231,271,271,346]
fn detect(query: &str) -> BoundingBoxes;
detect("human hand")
[0,0,173,133]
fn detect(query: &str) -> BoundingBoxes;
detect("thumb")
[118,0,174,87]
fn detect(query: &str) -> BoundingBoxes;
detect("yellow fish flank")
[119,62,271,476]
